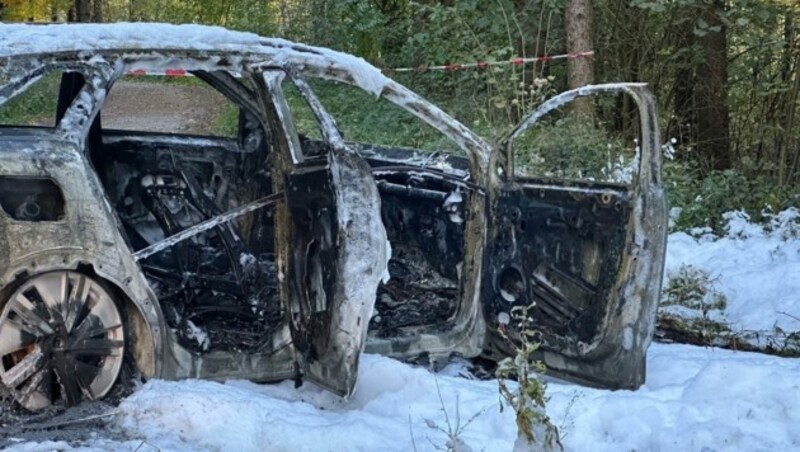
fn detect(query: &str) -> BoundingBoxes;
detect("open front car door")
[283,150,389,396]
[483,84,667,389]
[264,71,389,397]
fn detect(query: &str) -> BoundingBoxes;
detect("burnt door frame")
[483,83,668,389]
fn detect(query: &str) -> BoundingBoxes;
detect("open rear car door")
[483,84,667,389]
[264,71,389,397]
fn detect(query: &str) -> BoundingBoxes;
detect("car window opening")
[90,70,283,354]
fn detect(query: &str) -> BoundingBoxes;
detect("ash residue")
[0,399,126,448]
[370,245,459,336]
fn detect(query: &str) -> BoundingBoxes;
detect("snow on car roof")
[0,22,492,170]
[0,22,388,95]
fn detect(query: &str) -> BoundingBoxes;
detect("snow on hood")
[0,23,389,96]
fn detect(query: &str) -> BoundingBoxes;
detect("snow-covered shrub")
[420,375,487,452]
[658,264,730,343]
[496,305,562,452]
[763,207,800,241]
[661,264,727,315]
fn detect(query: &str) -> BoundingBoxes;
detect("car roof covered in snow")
[0,22,388,95]
[0,22,492,170]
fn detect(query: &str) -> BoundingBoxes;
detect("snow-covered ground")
[6,344,800,452]
[5,209,800,451]
[663,208,800,335]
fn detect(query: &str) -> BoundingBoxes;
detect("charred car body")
[0,23,667,412]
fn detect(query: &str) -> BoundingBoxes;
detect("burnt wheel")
[0,271,124,412]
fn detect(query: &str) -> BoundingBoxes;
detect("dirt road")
[101,80,227,134]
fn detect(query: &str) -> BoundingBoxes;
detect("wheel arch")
[0,253,166,382]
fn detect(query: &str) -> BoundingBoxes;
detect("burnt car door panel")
[486,180,631,344]
[283,151,387,395]
[484,84,667,389]
[264,71,389,396]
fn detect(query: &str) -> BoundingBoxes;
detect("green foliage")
[514,114,634,182]
[304,78,461,152]
[5,0,798,231]
[496,305,562,451]
[0,72,60,126]
[661,265,727,314]
[310,0,388,60]
[307,0,569,139]
[665,163,796,233]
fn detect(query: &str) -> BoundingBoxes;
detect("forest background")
[2,0,799,232]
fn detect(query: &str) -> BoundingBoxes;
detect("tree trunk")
[695,0,730,171]
[92,0,103,22]
[129,0,142,21]
[50,0,59,21]
[670,2,730,172]
[670,7,696,154]
[782,21,800,184]
[74,0,91,22]
[565,0,595,119]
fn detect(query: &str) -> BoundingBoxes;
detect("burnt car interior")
[368,153,471,337]
[54,68,474,355]
[287,77,472,337]
[55,72,284,354]
[275,78,474,339]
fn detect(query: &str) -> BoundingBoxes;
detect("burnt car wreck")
[0,23,667,412]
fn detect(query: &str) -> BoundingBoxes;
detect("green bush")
[0,72,61,126]
[665,162,796,233]
[514,115,633,182]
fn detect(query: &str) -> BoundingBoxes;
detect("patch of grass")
[118,74,206,86]
[0,72,61,126]
[214,103,240,137]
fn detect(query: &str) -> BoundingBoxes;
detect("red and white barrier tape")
[384,51,593,73]
[124,50,594,77]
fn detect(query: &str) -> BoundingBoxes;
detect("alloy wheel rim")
[0,271,124,411]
